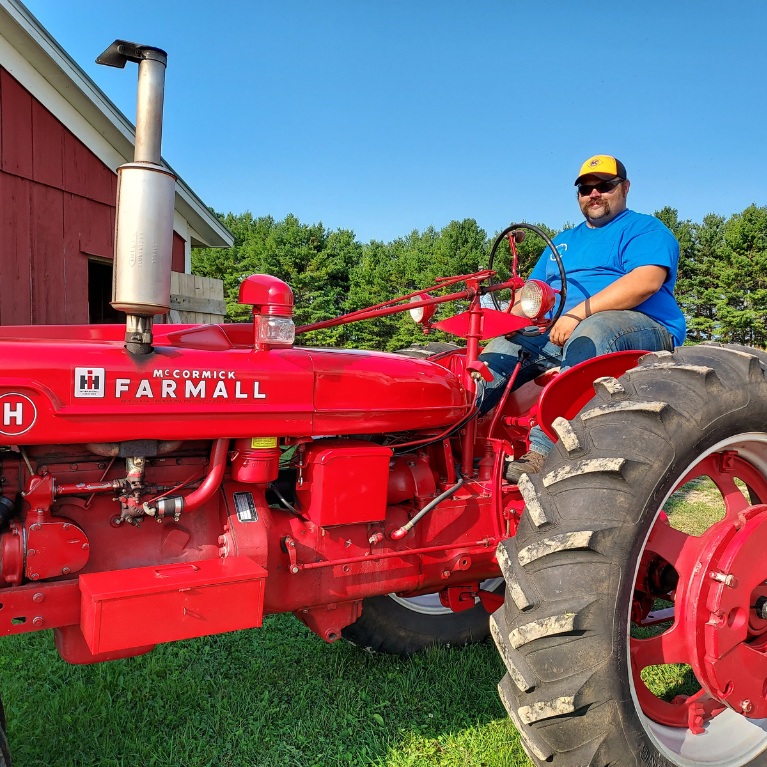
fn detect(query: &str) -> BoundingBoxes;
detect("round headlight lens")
[520,281,543,319]
[409,296,425,323]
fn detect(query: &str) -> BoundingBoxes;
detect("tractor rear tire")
[342,580,504,656]
[492,343,767,767]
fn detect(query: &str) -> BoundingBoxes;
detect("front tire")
[342,579,504,656]
[492,344,767,766]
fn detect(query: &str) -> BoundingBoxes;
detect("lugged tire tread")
[492,344,767,767]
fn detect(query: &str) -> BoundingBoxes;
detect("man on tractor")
[480,154,687,482]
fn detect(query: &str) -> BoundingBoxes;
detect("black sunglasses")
[577,178,624,196]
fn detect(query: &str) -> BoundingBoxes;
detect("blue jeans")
[478,310,674,455]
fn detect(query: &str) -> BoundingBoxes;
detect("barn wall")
[0,67,188,326]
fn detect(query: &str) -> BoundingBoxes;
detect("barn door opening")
[87,259,122,324]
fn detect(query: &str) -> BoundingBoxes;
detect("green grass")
[0,617,531,767]
[662,476,738,536]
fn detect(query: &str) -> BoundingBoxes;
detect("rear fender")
[537,350,646,441]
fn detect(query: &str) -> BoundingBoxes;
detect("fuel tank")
[0,323,466,445]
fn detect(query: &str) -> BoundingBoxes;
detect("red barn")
[0,0,233,326]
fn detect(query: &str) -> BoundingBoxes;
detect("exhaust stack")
[97,40,177,354]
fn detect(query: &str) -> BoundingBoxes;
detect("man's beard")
[581,197,612,221]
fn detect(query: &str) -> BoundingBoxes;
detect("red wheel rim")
[631,449,767,733]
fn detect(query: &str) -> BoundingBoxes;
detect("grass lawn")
[0,478,724,766]
[0,618,530,767]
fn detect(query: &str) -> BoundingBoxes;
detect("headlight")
[408,294,435,324]
[520,280,555,321]
[257,315,295,345]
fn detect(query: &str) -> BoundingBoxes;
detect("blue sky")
[22,0,767,242]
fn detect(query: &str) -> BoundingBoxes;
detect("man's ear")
[623,179,631,196]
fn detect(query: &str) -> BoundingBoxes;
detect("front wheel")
[342,578,504,656]
[493,343,767,766]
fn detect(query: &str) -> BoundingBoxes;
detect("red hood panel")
[0,326,466,444]
[308,348,466,434]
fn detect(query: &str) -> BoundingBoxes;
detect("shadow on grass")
[0,614,529,767]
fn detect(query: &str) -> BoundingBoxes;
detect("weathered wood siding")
[0,67,186,326]
[167,272,226,324]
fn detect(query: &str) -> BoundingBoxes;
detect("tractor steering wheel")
[487,223,568,337]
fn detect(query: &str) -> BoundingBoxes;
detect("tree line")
[192,204,767,350]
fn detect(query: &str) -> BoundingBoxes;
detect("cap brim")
[574,172,621,185]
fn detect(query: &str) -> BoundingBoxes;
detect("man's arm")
[548,265,668,347]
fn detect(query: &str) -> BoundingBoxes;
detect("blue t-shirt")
[529,209,687,346]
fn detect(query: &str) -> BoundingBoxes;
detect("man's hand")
[549,313,582,347]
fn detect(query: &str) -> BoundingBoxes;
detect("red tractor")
[0,39,766,767]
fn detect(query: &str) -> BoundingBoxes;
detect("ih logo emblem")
[0,393,37,436]
[74,367,105,398]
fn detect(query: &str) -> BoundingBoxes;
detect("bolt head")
[32,593,43,603]
[291,566,299,574]
[82,543,89,550]
[31,573,39,580]
[32,617,43,627]
[62,567,71,575]
[62,523,71,531]
[30,523,40,532]
[27,548,35,556]
[742,699,753,714]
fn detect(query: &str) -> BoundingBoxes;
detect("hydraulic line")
[268,482,302,515]
[391,379,485,455]
[147,438,229,518]
[389,467,464,540]
[486,354,526,438]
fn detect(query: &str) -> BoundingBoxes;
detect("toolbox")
[79,556,267,654]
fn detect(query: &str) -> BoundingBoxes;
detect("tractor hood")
[0,324,466,445]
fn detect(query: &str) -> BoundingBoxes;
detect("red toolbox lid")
[80,556,266,602]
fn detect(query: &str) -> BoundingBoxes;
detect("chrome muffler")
[97,40,177,354]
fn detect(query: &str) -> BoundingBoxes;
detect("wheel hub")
[686,503,767,717]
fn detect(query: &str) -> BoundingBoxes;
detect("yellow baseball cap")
[575,155,627,185]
